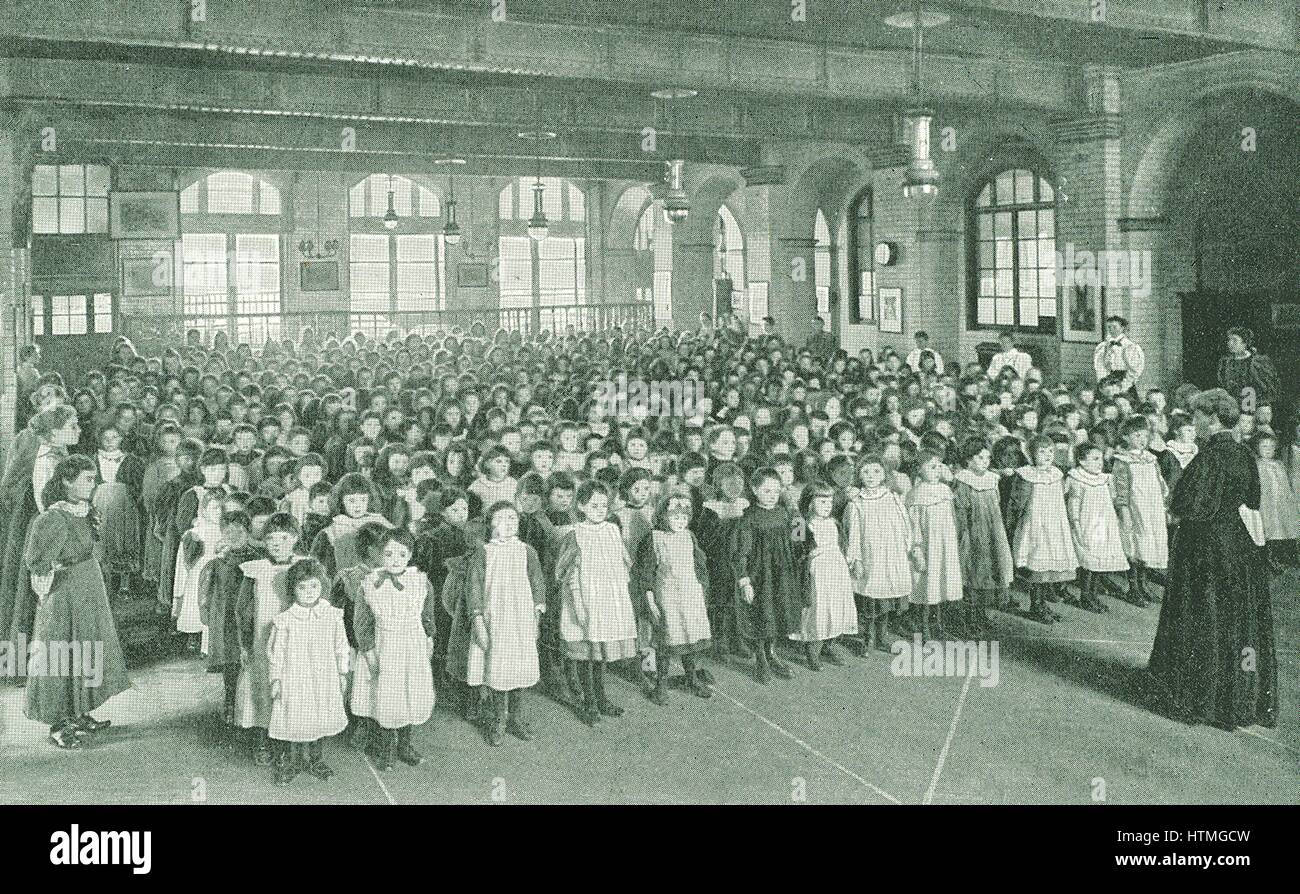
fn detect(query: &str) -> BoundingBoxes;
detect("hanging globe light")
[526,178,549,242]
[662,159,689,224]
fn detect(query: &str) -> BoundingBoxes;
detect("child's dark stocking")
[506,689,533,740]
[487,690,507,746]
[650,655,670,705]
[222,665,238,727]
[593,660,624,717]
[752,642,770,684]
[822,638,844,666]
[681,655,712,698]
[253,727,272,766]
[1079,569,1107,613]
[272,739,298,786]
[804,640,823,672]
[396,725,424,766]
[577,661,600,725]
[765,639,792,679]
[307,738,333,780]
[369,726,395,771]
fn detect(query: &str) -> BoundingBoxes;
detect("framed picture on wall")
[878,286,903,333]
[109,191,180,240]
[857,271,874,322]
[299,260,340,292]
[457,262,490,288]
[121,256,172,296]
[1063,281,1105,343]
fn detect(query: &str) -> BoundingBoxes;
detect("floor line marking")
[1238,727,1299,756]
[363,754,398,805]
[924,668,975,806]
[999,635,1149,646]
[711,685,902,805]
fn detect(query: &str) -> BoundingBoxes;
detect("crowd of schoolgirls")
[3,318,1297,779]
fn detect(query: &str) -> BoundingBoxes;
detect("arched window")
[348,174,447,337]
[847,188,872,322]
[179,171,283,347]
[714,205,746,320]
[497,177,588,330]
[814,209,832,317]
[969,168,1057,331]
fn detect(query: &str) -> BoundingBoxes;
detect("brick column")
[1050,65,1126,385]
[1,114,31,445]
[670,240,714,329]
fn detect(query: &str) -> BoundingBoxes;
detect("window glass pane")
[259,182,281,215]
[1037,209,1054,237]
[995,297,1014,325]
[59,197,84,233]
[86,198,109,234]
[1039,179,1054,203]
[976,183,991,207]
[32,197,58,234]
[979,272,995,296]
[1017,210,1036,238]
[32,166,58,196]
[396,234,435,262]
[391,178,412,217]
[94,290,113,333]
[1018,238,1037,268]
[1040,297,1057,317]
[977,295,994,324]
[180,181,201,214]
[349,235,389,314]
[1038,267,1056,297]
[1020,268,1038,297]
[995,269,1013,297]
[416,186,440,217]
[497,236,533,309]
[568,183,585,222]
[207,172,255,214]
[995,239,1012,268]
[59,165,85,196]
[350,234,389,262]
[32,295,45,336]
[1038,238,1055,267]
[995,171,1014,205]
[348,181,365,217]
[994,212,1011,239]
[498,184,514,220]
[978,213,992,240]
[978,241,994,269]
[69,294,87,334]
[1019,299,1039,328]
[1015,170,1035,204]
[86,166,111,197]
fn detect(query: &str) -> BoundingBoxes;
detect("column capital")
[1050,113,1122,144]
[741,165,786,187]
[865,144,909,169]
[1118,216,1167,233]
[775,235,818,249]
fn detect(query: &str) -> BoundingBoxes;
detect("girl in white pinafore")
[465,502,547,744]
[846,456,917,651]
[906,453,964,639]
[1112,419,1169,604]
[352,527,435,770]
[1065,445,1128,614]
[789,484,857,669]
[555,481,638,726]
[235,531,297,765]
[1005,437,1077,624]
[173,492,223,653]
[267,558,349,785]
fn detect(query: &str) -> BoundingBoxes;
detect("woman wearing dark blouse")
[1147,388,1276,730]
[1216,327,1280,427]
[25,454,131,748]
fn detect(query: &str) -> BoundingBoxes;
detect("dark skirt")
[1147,517,1277,729]
[0,488,40,642]
[25,558,131,726]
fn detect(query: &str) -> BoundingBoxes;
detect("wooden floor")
[2,570,1296,805]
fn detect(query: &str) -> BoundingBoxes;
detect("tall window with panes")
[32,164,110,234]
[632,200,673,327]
[497,178,587,330]
[348,174,446,337]
[179,172,283,346]
[969,169,1057,332]
[814,209,832,319]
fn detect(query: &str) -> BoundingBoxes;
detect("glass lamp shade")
[442,200,461,244]
[382,190,400,229]
[902,108,939,198]
[527,181,548,241]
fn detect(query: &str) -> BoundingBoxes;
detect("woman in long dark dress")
[0,405,79,646]
[1146,388,1277,729]
[25,454,131,748]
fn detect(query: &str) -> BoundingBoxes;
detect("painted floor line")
[999,635,1149,646]
[924,668,976,806]
[711,686,902,805]
[363,754,398,805]
[1238,727,1299,756]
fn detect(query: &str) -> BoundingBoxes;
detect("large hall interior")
[0,0,1296,805]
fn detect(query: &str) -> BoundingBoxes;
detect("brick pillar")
[772,235,819,341]
[1,114,31,445]
[1050,65,1126,386]
[670,240,714,329]
[1120,216,1174,384]
[601,247,638,305]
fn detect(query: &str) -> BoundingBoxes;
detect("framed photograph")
[857,270,874,322]
[1063,281,1105,343]
[457,262,490,288]
[109,191,180,240]
[121,256,172,296]
[878,286,903,333]
[299,260,340,292]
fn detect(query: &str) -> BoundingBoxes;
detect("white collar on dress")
[953,469,998,491]
[50,500,90,517]
[1016,465,1063,484]
[1067,466,1109,486]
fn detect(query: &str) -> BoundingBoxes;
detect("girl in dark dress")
[1147,389,1277,730]
[25,454,131,748]
[730,467,802,684]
